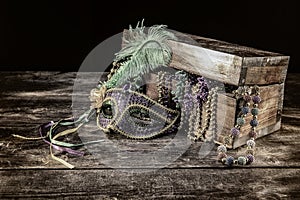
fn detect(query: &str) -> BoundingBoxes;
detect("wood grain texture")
[215,84,284,149]
[169,36,289,86]
[244,65,288,85]
[168,40,243,86]
[1,168,299,199]
[122,30,289,86]
[0,72,299,199]
[187,34,282,57]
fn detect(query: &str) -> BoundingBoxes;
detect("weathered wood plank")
[168,40,243,86]
[1,168,299,199]
[244,65,288,85]
[242,56,290,67]
[215,84,284,148]
[123,30,289,86]
[187,34,282,57]
[1,110,299,169]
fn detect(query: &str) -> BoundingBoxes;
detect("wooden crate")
[170,32,289,148]
[168,31,289,86]
[122,30,289,149]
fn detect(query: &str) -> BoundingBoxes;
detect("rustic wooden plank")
[122,30,289,86]
[1,109,299,169]
[215,93,236,147]
[239,84,282,128]
[122,29,243,86]
[244,66,288,85]
[187,34,282,57]
[168,40,243,86]
[240,56,289,85]
[215,84,284,148]
[1,107,299,169]
[176,32,290,68]
[173,35,289,86]
[1,168,299,199]
[242,56,290,67]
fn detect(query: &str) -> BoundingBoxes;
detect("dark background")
[0,1,299,72]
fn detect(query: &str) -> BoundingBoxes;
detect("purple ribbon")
[39,121,85,157]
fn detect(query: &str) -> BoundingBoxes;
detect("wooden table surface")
[0,72,299,199]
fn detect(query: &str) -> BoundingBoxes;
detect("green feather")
[105,20,177,89]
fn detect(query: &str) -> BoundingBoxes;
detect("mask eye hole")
[101,101,113,119]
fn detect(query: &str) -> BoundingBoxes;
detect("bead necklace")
[156,70,211,141]
[195,86,218,141]
[217,85,261,166]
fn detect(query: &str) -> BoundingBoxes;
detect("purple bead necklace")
[217,85,261,166]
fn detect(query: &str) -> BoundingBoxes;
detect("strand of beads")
[182,75,209,141]
[187,83,201,140]
[217,85,261,166]
[172,71,188,109]
[162,73,173,107]
[193,86,218,141]
[201,86,218,142]
[157,71,165,104]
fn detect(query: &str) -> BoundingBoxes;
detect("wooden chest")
[169,31,289,148]
[122,29,289,149]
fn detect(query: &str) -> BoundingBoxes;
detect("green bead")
[236,117,245,126]
[251,108,259,116]
[238,156,247,165]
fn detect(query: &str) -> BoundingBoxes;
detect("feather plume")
[105,20,177,89]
